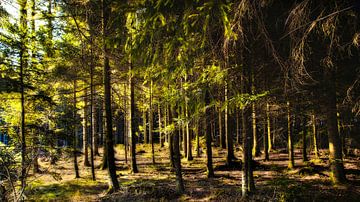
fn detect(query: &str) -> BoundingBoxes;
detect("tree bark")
[83,90,90,167]
[219,106,225,148]
[225,82,234,165]
[159,103,164,147]
[311,114,319,159]
[302,116,308,162]
[205,88,214,178]
[287,101,295,169]
[102,0,119,190]
[266,103,272,153]
[129,46,138,174]
[324,68,346,184]
[149,80,155,164]
[73,80,80,179]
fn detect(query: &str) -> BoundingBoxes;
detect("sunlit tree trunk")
[195,118,200,157]
[123,83,128,164]
[251,72,260,157]
[225,82,234,165]
[73,80,80,179]
[236,109,240,144]
[324,68,346,184]
[287,101,295,169]
[149,80,155,164]
[129,45,138,174]
[168,104,175,168]
[311,114,319,159]
[266,103,272,152]
[205,88,214,178]
[185,81,192,160]
[264,118,269,161]
[143,109,147,144]
[19,0,28,189]
[159,103,164,147]
[83,90,90,167]
[219,106,225,148]
[89,25,96,180]
[102,0,119,190]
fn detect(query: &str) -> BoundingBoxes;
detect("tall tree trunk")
[123,83,128,164]
[302,115,308,162]
[195,118,200,157]
[168,104,175,168]
[287,101,295,169]
[324,68,346,184]
[143,110,147,144]
[73,80,80,179]
[83,90,90,167]
[219,107,225,148]
[205,88,214,178]
[236,109,240,144]
[149,80,155,164]
[31,0,40,174]
[225,82,234,165]
[171,106,185,192]
[264,118,269,161]
[129,46,138,174]
[251,72,260,157]
[89,29,96,180]
[185,86,192,161]
[102,0,119,191]
[159,103,164,147]
[311,114,319,159]
[164,104,168,144]
[266,103,272,152]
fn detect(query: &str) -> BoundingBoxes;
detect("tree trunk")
[236,109,240,144]
[287,101,295,169]
[159,103,164,147]
[149,80,155,164]
[185,90,193,161]
[143,110,147,144]
[225,82,234,165]
[171,106,185,193]
[264,119,269,161]
[195,118,200,157]
[129,47,138,174]
[73,80,80,179]
[102,0,119,191]
[83,90,90,167]
[19,0,28,190]
[205,88,214,178]
[168,104,175,168]
[266,103,272,152]
[302,116,308,162]
[311,114,319,159]
[219,107,225,148]
[124,83,128,164]
[89,30,96,180]
[324,68,346,184]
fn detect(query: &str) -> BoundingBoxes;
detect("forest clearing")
[1,0,360,201]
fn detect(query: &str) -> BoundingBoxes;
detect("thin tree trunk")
[311,114,319,159]
[102,0,119,191]
[159,103,164,147]
[89,31,96,180]
[219,107,225,148]
[124,83,128,164]
[264,118,269,161]
[287,101,295,169]
[143,109,147,144]
[225,82,234,165]
[83,90,90,167]
[251,71,260,157]
[73,80,80,179]
[149,80,155,164]
[129,46,138,174]
[205,88,214,178]
[19,0,28,189]
[236,109,240,144]
[302,116,308,162]
[195,118,200,157]
[171,106,185,193]
[185,88,192,161]
[266,103,272,152]
[168,104,175,168]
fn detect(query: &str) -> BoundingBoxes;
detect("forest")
[0,0,360,201]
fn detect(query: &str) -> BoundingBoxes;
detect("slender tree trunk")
[225,82,234,165]
[171,106,185,193]
[73,80,80,179]
[266,103,272,152]
[19,0,28,190]
[205,88,214,178]
[168,104,175,168]
[195,118,200,157]
[129,46,138,174]
[185,90,193,161]
[102,0,119,191]
[159,104,164,147]
[311,114,319,159]
[219,107,225,148]
[89,32,96,180]
[143,110,147,144]
[302,116,308,162]
[83,90,90,167]
[124,83,128,164]
[251,71,260,157]
[164,104,168,144]
[149,80,155,164]
[324,68,346,184]
[287,101,295,169]
[31,0,40,174]
[236,109,240,144]
[264,119,269,161]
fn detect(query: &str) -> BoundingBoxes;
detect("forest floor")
[25,144,360,201]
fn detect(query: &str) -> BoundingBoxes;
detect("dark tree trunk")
[324,68,346,184]
[73,80,80,179]
[225,82,234,165]
[302,116,308,162]
[129,47,138,174]
[149,80,155,164]
[205,88,214,178]
[168,104,175,168]
[83,90,90,167]
[287,101,295,169]
[102,0,119,191]
[171,106,185,193]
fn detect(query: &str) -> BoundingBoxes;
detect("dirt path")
[26,144,360,201]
